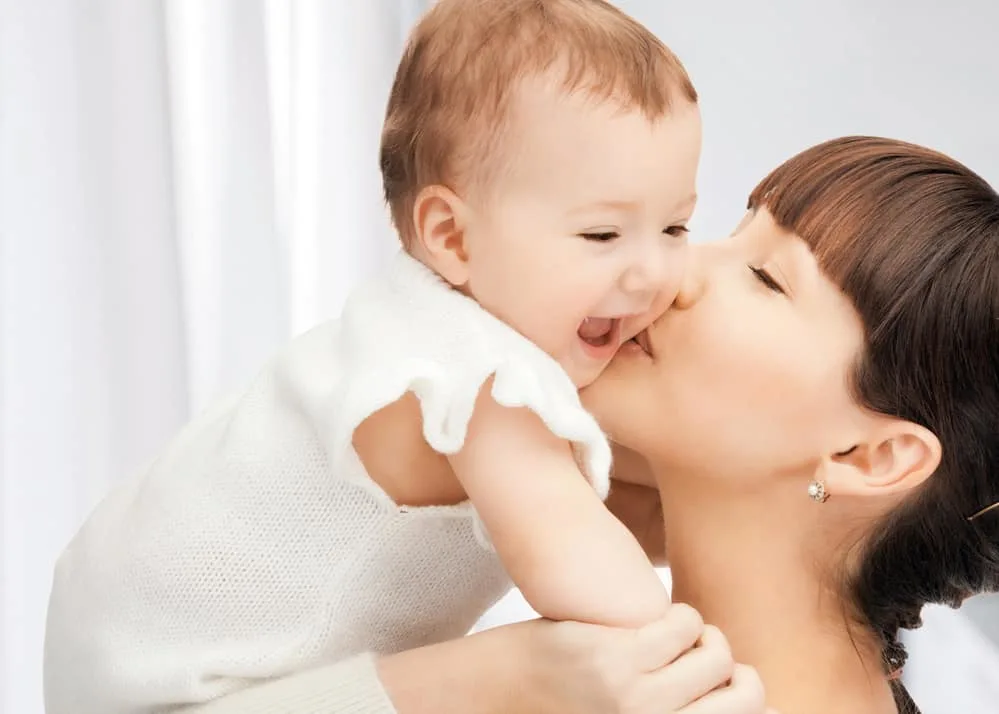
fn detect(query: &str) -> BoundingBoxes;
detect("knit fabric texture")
[43,251,611,713]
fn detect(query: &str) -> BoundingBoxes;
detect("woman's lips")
[633,329,653,357]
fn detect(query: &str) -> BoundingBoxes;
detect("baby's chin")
[564,355,616,390]
[579,350,632,402]
[577,375,610,425]
[560,327,641,387]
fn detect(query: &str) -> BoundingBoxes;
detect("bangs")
[747,136,999,384]
[748,137,994,289]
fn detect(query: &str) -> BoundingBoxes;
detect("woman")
[583,135,999,713]
[170,135,999,713]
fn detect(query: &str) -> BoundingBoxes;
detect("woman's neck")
[656,472,899,714]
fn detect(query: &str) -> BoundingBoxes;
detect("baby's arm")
[449,385,669,627]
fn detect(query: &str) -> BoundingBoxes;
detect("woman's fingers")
[633,603,705,671]
[653,625,736,709]
[545,606,773,714]
[677,663,768,714]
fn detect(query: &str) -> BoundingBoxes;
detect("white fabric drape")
[2,4,188,713]
[0,2,424,711]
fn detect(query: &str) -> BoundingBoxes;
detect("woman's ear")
[412,184,470,286]
[818,419,941,499]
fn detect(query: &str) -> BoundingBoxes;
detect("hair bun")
[883,637,909,673]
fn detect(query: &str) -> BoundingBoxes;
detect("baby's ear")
[412,184,470,286]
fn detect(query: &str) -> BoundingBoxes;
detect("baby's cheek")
[619,312,652,343]
[624,282,677,341]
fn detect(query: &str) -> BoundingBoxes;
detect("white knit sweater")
[182,653,399,714]
[44,251,611,713]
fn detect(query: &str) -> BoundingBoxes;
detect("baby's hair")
[380,0,697,246]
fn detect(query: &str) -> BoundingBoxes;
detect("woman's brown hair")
[750,136,999,708]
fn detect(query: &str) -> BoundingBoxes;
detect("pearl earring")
[807,480,829,503]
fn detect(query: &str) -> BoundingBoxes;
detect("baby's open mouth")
[577,317,618,347]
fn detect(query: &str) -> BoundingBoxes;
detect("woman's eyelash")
[664,225,689,238]
[748,265,785,294]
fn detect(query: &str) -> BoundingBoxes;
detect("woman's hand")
[379,604,772,714]
[527,605,769,714]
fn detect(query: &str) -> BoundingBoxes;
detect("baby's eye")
[579,232,620,242]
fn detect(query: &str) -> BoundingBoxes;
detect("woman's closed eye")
[748,265,786,294]
[579,231,619,242]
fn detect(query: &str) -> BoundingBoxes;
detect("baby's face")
[461,78,702,387]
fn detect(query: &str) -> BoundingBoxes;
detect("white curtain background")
[1,1,996,713]
[1,2,421,711]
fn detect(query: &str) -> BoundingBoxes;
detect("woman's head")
[585,136,999,670]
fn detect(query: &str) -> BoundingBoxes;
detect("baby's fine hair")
[380,0,698,246]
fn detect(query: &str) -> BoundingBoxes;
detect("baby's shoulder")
[338,252,550,374]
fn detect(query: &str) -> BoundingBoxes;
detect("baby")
[44,0,702,711]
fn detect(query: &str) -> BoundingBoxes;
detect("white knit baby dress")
[43,251,612,714]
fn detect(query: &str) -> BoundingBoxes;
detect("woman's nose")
[672,242,709,309]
